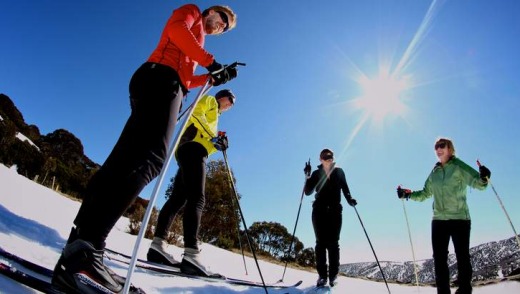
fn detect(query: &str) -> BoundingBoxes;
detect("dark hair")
[320,148,334,160]
[215,89,235,104]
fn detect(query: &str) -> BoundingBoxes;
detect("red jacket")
[148,4,214,89]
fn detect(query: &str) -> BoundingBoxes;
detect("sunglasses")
[434,142,447,150]
[216,11,229,32]
[321,154,334,161]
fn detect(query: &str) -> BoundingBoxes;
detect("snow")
[15,132,40,151]
[0,163,518,293]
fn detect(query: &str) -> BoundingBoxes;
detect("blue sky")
[2,0,519,262]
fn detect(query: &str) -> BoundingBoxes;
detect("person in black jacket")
[304,148,357,287]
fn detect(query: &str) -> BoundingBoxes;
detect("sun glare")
[354,73,409,124]
[340,72,411,156]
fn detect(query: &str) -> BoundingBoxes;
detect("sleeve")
[167,4,214,67]
[189,95,217,138]
[337,168,353,200]
[188,74,211,89]
[456,158,488,190]
[304,170,320,196]
[410,173,434,202]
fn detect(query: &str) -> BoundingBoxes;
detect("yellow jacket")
[177,94,220,156]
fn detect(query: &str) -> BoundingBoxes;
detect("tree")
[296,247,316,267]
[127,200,158,239]
[248,221,304,260]
[199,160,242,249]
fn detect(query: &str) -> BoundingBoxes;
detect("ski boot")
[181,247,222,278]
[64,226,128,285]
[52,239,144,293]
[147,237,180,267]
[329,274,338,287]
[316,277,327,287]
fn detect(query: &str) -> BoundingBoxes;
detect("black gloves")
[479,165,491,182]
[212,132,228,151]
[397,186,412,200]
[206,60,238,86]
[347,197,357,207]
[304,160,311,177]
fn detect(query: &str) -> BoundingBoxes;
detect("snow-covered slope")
[0,164,518,293]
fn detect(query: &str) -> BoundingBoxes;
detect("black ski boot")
[52,239,144,293]
[316,277,327,287]
[329,275,338,287]
[147,237,180,267]
[63,227,128,286]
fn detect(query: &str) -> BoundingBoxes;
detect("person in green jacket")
[397,137,491,294]
[146,89,235,276]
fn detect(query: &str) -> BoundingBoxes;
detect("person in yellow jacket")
[147,89,235,276]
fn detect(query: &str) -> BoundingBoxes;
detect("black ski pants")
[432,219,472,294]
[73,62,184,249]
[154,142,208,250]
[312,204,343,279]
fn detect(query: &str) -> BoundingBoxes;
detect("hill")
[0,93,99,198]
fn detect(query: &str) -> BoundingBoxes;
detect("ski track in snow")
[0,164,518,293]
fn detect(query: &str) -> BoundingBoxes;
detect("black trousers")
[312,204,343,279]
[154,142,208,249]
[432,219,472,294]
[73,62,184,249]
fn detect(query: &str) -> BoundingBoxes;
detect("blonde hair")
[435,137,456,156]
[207,5,237,31]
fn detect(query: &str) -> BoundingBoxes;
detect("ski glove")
[206,60,237,86]
[347,197,357,207]
[479,165,491,182]
[397,186,412,200]
[211,134,228,151]
[304,161,312,177]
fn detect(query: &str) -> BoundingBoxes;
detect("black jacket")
[304,164,352,208]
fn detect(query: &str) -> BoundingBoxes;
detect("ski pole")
[400,197,420,288]
[122,79,212,294]
[213,130,248,276]
[222,150,268,294]
[279,162,309,282]
[226,174,249,275]
[235,220,249,275]
[477,160,520,249]
[353,206,391,294]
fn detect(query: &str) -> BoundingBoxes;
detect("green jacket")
[410,156,488,220]
[177,94,220,156]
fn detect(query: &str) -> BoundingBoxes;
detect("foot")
[147,237,180,267]
[329,275,338,287]
[51,239,124,293]
[316,277,327,287]
[64,227,128,286]
[181,247,221,278]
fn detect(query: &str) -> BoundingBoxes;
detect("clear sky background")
[2,0,519,263]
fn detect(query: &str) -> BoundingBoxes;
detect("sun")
[353,72,409,125]
[340,70,412,155]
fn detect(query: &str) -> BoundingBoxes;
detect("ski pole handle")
[227,62,246,69]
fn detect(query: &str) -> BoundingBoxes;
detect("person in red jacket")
[52,4,238,293]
